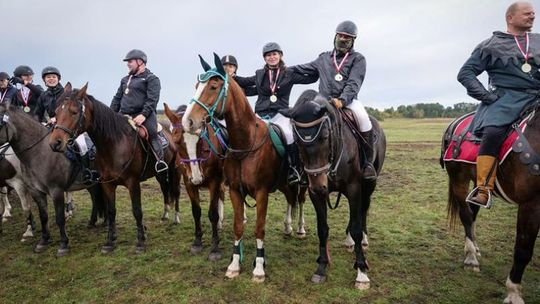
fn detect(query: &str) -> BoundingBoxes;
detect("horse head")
[182,53,229,134]
[280,90,337,195]
[49,82,91,152]
[165,103,205,185]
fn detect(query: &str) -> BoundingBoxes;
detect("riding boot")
[468,155,497,208]
[151,136,168,173]
[285,143,304,185]
[359,130,377,181]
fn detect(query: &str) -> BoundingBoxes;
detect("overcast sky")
[3,0,528,110]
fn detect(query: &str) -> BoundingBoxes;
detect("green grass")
[1,118,538,303]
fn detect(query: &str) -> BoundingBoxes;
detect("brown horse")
[182,54,305,282]
[442,111,540,303]
[49,83,180,253]
[164,103,225,261]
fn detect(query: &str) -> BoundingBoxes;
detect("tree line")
[365,102,477,121]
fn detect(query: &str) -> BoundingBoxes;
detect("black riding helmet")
[13,65,34,77]
[41,66,61,80]
[221,55,238,67]
[335,20,358,38]
[0,72,9,81]
[123,49,147,63]
[262,42,283,57]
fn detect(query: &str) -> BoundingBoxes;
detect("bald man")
[457,1,539,208]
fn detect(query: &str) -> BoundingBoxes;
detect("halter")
[54,98,86,146]
[292,112,344,177]
[189,69,229,120]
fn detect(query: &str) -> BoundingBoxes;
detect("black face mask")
[334,35,354,54]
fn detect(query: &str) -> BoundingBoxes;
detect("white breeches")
[268,113,294,145]
[347,99,372,132]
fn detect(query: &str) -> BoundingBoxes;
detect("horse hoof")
[296,232,306,239]
[208,251,222,262]
[34,243,49,253]
[346,245,355,253]
[464,264,480,272]
[2,217,7,223]
[355,281,370,290]
[252,275,265,283]
[135,245,146,254]
[101,245,115,254]
[225,270,240,279]
[190,245,203,255]
[57,247,70,257]
[311,274,326,284]
[503,295,524,304]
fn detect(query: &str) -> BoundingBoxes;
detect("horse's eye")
[209,85,217,91]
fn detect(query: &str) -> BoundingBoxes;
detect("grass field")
[0,118,538,304]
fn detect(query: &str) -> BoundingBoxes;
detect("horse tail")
[89,185,107,219]
[446,176,460,230]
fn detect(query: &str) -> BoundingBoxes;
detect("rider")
[110,49,168,172]
[0,72,17,103]
[35,66,64,123]
[10,65,43,114]
[221,55,238,76]
[457,2,540,207]
[234,42,317,184]
[292,20,377,180]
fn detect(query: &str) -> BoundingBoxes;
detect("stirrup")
[362,163,377,181]
[155,160,168,173]
[465,187,493,209]
[288,167,301,185]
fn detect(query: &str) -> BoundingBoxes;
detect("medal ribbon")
[125,75,133,93]
[514,32,530,62]
[20,86,30,107]
[333,51,350,74]
[268,68,281,95]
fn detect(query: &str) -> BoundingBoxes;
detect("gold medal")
[335,74,343,82]
[522,62,532,73]
[270,95,278,102]
[124,88,130,95]
[23,106,30,113]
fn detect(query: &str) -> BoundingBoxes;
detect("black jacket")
[235,66,317,117]
[110,69,160,117]
[291,49,366,106]
[13,83,44,113]
[34,84,64,122]
[0,84,18,104]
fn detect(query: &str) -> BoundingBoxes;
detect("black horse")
[281,90,386,289]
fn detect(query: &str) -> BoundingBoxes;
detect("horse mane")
[68,89,133,142]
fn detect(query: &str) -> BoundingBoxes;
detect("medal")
[23,106,30,113]
[124,88,130,94]
[514,33,532,74]
[124,75,133,95]
[268,68,281,102]
[333,51,350,81]
[20,86,31,113]
[522,62,532,73]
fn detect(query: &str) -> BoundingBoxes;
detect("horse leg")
[469,203,481,257]
[32,191,52,253]
[296,187,306,237]
[454,185,481,272]
[207,180,222,261]
[18,185,34,240]
[217,186,225,230]
[252,190,269,283]
[2,187,12,221]
[225,188,246,279]
[65,192,75,220]
[284,200,294,236]
[101,184,117,254]
[503,202,540,304]
[169,169,181,225]
[53,190,69,257]
[310,192,330,284]
[186,184,203,255]
[156,173,171,221]
[350,188,371,290]
[127,180,146,254]
[87,184,106,228]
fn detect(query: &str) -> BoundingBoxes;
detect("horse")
[441,109,540,304]
[182,54,306,282]
[0,102,106,256]
[49,83,180,254]
[164,103,226,261]
[280,90,386,289]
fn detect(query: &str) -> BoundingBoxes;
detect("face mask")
[334,35,354,54]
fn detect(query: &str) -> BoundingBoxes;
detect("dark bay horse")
[164,103,225,261]
[442,110,540,303]
[0,103,105,256]
[49,83,180,254]
[280,90,386,289]
[182,54,305,282]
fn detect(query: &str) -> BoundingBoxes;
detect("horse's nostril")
[188,119,194,127]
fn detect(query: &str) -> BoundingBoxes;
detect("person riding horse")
[221,55,238,77]
[0,72,17,104]
[234,42,318,184]
[10,65,44,114]
[34,66,64,123]
[291,20,377,180]
[110,49,168,172]
[458,1,540,207]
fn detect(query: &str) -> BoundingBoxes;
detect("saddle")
[125,116,169,148]
[64,133,99,185]
[267,122,286,158]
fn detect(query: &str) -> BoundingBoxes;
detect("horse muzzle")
[50,138,67,152]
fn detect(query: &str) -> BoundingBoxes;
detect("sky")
[2,0,529,110]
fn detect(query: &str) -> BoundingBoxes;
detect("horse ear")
[77,82,88,98]
[163,102,180,124]
[199,54,212,72]
[64,82,72,93]
[213,53,226,77]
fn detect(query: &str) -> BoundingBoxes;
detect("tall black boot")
[151,137,168,173]
[359,130,377,181]
[285,144,303,185]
